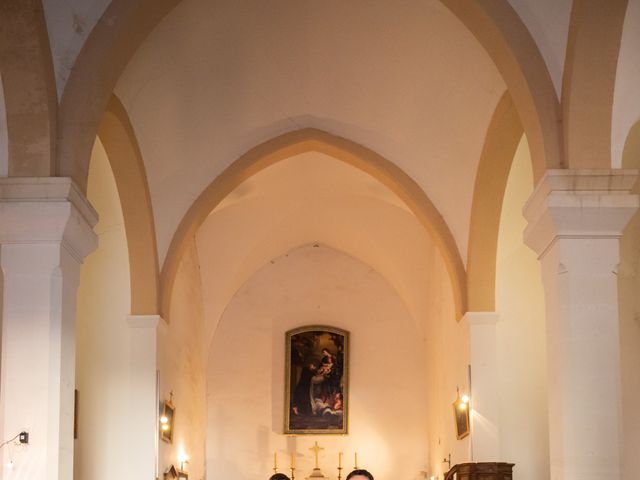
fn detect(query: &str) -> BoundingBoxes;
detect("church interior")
[0,1,639,479]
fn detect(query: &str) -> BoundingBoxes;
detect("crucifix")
[309,441,325,469]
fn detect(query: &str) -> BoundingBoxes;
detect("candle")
[291,453,295,469]
[274,452,278,471]
[354,452,358,469]
[338,452,343,468]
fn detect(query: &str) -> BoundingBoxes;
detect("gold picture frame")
[453,396,470,440]
[160,399,176,443]
[285,325,349,434]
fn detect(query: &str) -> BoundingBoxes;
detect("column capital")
[523,169,640,257]
[0,177,98,261]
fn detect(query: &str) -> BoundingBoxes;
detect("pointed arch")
[0,0,57,177]
[98,95,160,315]
[440,0,562,182]
[562,0,629,169]
[59,0,562,193]
[467,91,524,312]
[160,128,467,321]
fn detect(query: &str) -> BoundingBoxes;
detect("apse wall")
[495,137,548,480]
[206,245,429,480]
[75,139,132,479]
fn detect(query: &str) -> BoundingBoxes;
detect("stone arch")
[1,0,57,177]
[97,95,160,315]
[58,0,562,193]
[160,128,467,321]
[621,119,640,169]
[440,0,562,182]
[467,91,524,312]
[562,0,629,169]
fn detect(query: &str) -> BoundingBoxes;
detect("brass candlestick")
[337,466,343,480]
[290,466,296,480]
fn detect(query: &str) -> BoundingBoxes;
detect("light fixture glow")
[461,394,470,404]
[162,424,169,431]
[160,416,168,424]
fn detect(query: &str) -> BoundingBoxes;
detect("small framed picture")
[160,399,176,443]
[453,396,470,439]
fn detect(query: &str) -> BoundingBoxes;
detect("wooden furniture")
[444,462,514,480]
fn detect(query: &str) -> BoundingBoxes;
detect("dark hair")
[346,470,374,480]
[269,474,290,480]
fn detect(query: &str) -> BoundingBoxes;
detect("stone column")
[0,178,97,480]
[523,170,639,480]
[126,314,163,480]
[464,312,501,462]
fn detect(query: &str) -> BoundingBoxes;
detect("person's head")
[346,470,374,480]
[269,474,290,480]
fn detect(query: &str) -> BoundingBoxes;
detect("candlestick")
[273,452,278,473]
[338,452,343,468]
[354,452,359,469]
[291,452,295,469]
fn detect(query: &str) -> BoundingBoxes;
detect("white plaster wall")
[507,0,572,97]
[74,138,132,479]
[115,0,505,266]
[42,0,111,98]
[158,239,207,480]
[495,137,549,480]
[206,245,429,480]
[612,0,640,168]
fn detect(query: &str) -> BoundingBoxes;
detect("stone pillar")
[0,178,97,480]
[464,312,501,462]
[523,170,639,480]
[126,314,163,480]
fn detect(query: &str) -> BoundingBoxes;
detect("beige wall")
[424,248,470,479]
[495,137,548,480]
[74,138,132,479]
[206,245,430,480]
[618,130,640,480]
[0,73,7,177]
[158,238,207,479]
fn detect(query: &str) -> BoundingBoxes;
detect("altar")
[272,442,359,480]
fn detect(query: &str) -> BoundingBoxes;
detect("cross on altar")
[309,442,324,469]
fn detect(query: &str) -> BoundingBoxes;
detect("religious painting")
[160,399,176,443]
[453,396,470,440]
[285,326,349,434]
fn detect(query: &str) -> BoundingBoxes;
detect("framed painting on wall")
[453,395,470,440]
[285,325,349,434]
[160,399,176,443]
